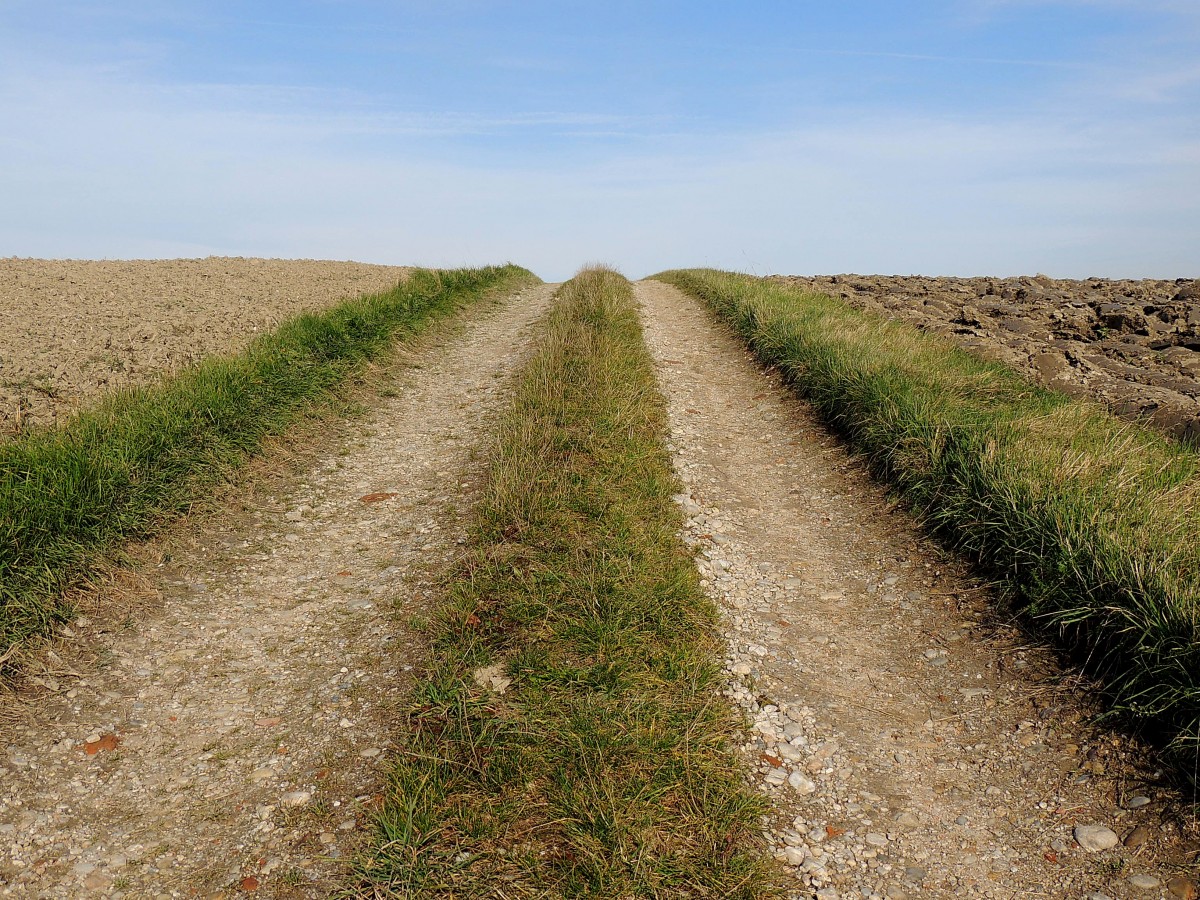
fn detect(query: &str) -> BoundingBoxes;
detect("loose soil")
[0,258,412,434]
[773,275,1200,443]
[637,280,1200,900]
[0,283,553,898]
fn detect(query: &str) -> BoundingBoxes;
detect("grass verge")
[0,265,538,659]
[654,268,1200,775]
[352,267,779,898]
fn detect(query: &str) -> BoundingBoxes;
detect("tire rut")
[636,279,1198,900]
[0,284,555,899]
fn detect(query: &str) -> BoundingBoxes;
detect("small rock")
[1126,795,1151,809]
[359,747,382,758]
[1168,876,1200,899]
[1124,824,1155,848]
[281,791,311,807]
[865,832,888,847]
[1127,874,1161,890]
[788,772,817,794]
[83,872,111,891]
[904,867,927,883]
[1075,823,1120,852]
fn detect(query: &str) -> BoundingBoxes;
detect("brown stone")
[1123,824,1155,849]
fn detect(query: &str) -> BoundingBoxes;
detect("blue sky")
[1,1,1197,280]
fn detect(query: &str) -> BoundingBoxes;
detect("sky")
[1,1,1197,281]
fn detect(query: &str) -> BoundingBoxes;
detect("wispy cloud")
[0,2,1195,279]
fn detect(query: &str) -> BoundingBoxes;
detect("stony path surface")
[636,280,1200,900]
[0,284,554,899]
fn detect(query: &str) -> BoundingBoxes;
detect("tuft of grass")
[0,265,539,659]
[350,267,780,899]
[655,268,1200,776]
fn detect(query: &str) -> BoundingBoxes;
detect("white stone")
[1074,824,1120,852]
[788,772,817,794]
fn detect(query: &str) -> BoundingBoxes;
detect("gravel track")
[637,280,1199,900]
[0,284,553,898]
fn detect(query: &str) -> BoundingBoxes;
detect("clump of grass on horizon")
[0,265,539,660]
[350,267,780,899]
[655,267,1200,776]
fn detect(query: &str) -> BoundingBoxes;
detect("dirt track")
[639,279,1199,900]
[0,258,411,434]
[0,284,552,897]
[774,274,1200,443]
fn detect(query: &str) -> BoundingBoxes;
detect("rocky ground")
[0,258,411,434]
[638,279,1200,900]
[771,275,1200,443]
[0,284,552,898]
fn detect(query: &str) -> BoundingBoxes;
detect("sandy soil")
[638,280,1199,900]
[0,258,412,434]
[0,284,553,898]
[774,275,1200,443]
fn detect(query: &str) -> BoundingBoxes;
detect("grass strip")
[0,265,538,657]
[353,267,779,898]
[655,268,1200,772]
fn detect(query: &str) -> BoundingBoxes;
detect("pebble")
[1126,795,1151,809]
[1128,874,1161,890]
[789,772,817,794]
[1168,876,1200,899]
[1074,824,1120,852]
[1124,824,1155,848]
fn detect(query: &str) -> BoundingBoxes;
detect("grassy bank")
[0,265,537,659]
[654,268,1200,769]
[353,268,778,898]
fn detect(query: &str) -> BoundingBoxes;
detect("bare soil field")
[772,275,1200,442]
[0,258,411,434]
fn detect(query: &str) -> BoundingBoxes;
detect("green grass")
[0,265,538,659]
[655,268,1200,774]
[351,267,780,899]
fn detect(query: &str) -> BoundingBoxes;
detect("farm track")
[0,283,554,898]
[636,280,1199,900]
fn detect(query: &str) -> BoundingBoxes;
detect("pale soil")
[637,280,1200,900]
[0,258,412,434]
[0,283,554,899]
